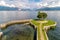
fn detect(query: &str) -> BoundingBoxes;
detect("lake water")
[0,11,60,40]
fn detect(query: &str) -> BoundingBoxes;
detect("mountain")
[1,6,60,11]
[21,9,32,11]
[20,7,60,11]
[35,7,60,11]
[0,6,19,11]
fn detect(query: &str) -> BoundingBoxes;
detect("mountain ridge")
[0,6,19,11]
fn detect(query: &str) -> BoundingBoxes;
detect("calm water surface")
[0,11,60,40]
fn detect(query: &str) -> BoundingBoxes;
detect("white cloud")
[33,0,60,8]
[16,2,30,8]
[0,0,60,8]
[36,2,48,8]
[18,0,60,9]
[47,1,60,7]
[0,1,15,7]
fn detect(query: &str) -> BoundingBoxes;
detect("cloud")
[36,0,60,7]
[0,0,60,9]
[47,1,60,7]
[0,1,15,7]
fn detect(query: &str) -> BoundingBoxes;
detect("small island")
[30,11,57,40]
[0,11,57,40]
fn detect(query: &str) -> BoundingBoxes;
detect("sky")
[0,0,60,9]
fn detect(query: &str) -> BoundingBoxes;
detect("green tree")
[37,11,47,20]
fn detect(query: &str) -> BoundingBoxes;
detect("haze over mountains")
[0,6,60,11]
[0,0,60,11]
[0,6,19,11]
[35,7,60,11]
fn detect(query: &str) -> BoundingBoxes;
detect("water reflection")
[0,11,37,24]
[1,24,35,40]
[0,11,60,40]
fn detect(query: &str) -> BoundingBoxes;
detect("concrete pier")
[0,19,32,29]
[30,20,57,40]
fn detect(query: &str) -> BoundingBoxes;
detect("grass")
[30,19,56,40]
[31,20,41,40]
[31,20,40,26]
[43,20,55,26]
[31,20,48,40]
